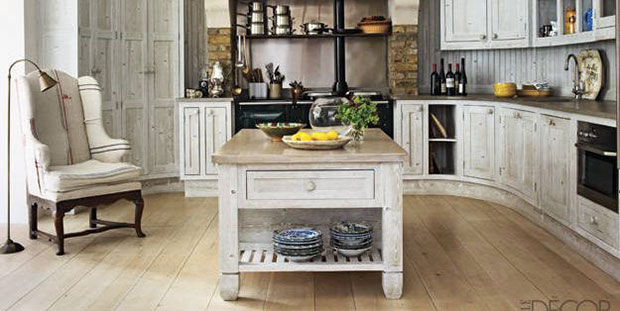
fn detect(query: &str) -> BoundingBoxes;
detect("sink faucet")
[564,54,584,99]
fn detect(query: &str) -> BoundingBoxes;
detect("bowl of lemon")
[282,131,352,150]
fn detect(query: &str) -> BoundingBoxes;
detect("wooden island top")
[212,129,408,164]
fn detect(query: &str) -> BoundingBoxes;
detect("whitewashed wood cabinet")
[178,99,233,182]
[441,0,529,50]
[540,115,572,224]
[463,105,495,180]
[498,108,538,202]
[41,0,184,179]
[490,0,529,46]
[399,104,425,175]
[441,0,489,49]
[395,99,619,262]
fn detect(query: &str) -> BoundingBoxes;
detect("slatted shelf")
[238,243,384,272]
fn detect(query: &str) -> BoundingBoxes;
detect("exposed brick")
[207,27,233,96]
[388,24,418,95]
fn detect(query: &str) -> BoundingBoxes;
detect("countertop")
[392,94,617,120]
[212,129,407,164]
[177,97,234,102]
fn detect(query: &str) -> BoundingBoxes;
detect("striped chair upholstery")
[16,69,141,202]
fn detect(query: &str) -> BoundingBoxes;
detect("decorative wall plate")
[577,49,604,100]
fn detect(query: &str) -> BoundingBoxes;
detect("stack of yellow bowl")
[493,82,517,98]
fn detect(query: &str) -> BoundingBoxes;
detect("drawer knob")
[305,181,316,192]
[590,216,598,225]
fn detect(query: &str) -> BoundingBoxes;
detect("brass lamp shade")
[38,71,57,92]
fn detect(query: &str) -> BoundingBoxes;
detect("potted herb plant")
[336,95,379,141]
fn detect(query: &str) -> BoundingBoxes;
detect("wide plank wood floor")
[0,193,618,310]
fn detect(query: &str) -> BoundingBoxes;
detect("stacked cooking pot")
[241,2,266,35]
[270,5,293,35]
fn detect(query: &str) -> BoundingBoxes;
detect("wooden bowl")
[257,123,305,142]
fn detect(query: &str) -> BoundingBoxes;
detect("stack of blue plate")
[273,228,324,262]
[330,222,373,257]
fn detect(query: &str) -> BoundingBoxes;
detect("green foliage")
[336,96,380,133]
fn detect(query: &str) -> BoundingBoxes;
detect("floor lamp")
[0,59,57,254]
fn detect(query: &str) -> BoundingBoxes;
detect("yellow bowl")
[493,83,517,98]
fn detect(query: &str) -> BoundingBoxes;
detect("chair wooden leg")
[134,197,146,238]
[29,203,38,240]
[54,210,66,256]
[89,208,97,228]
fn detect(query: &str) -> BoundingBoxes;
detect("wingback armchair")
[15,69,145,255]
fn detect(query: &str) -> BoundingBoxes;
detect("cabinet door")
[490,0,528,43]
[443,0,488,43]
[120,0,149,169]
[499,109,538,200]
[401,104,424,175]
[78,0,93,77]
[463,106,495,180]
[205,107,229,175]
[148,0,180,176]
[93,0,120,137]
[182,107,201,176]
[540,116,571,223]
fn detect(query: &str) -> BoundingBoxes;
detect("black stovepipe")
[332,0,348,96]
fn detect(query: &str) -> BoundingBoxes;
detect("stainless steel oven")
[576,121,618,213]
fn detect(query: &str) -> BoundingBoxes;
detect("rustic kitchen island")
[212,129,407,300]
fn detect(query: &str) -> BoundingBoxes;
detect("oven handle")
[575,143,618,157]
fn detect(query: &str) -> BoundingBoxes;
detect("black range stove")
[233,90,394,138]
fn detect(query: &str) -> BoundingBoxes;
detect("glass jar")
[309,97,352,136]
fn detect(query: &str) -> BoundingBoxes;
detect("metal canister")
[251,11,264,23]
[249,2,263,12]
[251,22,265,35]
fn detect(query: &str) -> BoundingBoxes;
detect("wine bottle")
[459,58,468,96]
[454,63,462,96]
[439,59,446,95]
[430,64,440,95]
[446,63,456,96]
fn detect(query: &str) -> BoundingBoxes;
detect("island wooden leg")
[381,163,403,299]
[220,273,240,301]
[218,164,240,301]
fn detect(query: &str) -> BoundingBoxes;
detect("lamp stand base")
[0,238,25,254]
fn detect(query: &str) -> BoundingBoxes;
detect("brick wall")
[389,25,418,95]
[207,27,232,93]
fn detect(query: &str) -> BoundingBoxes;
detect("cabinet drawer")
[246,170,375,201]
[577,198,619,248]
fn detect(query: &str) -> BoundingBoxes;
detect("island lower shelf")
[239,243,384,272]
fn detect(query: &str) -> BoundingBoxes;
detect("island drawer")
[246,169,376,202]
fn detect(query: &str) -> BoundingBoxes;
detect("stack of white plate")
[330,222,373,257]
[273,228,324,262]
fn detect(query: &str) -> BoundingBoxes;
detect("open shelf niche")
[238,208,383,272]
[428,104,457,175]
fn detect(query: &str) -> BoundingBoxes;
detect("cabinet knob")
[488,109,493,115]
[480,34,487,40]
[493,33,498,39]
[590,216,598,225]
[305,180,316,192]
[548,119,555,126]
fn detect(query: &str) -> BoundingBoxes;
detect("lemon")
[311,132,328,141]
[291,133,301,141]
[298,132,312,141]
[326,131,339,140]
